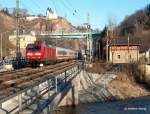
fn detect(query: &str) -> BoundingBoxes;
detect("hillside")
[21,17,82,50]
[0,11,15,33]
[23,18,84,50]
[118,4,150,49]
[0,11,82,57]
[0,11,15,57]
[0,9,79,34]
[21,17,78,33]
[0,10,78,33]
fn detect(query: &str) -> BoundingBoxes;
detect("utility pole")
[61,17,64,40]
[4,32,6,57]
[16,0,21,59]
[86,13,90,61]
[87,12,92,62]
[128,34,130,62]
[106,29,109,62]
[89,26,92,62]
[0,34,2,60]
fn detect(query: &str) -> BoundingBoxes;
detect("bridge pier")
[58,73,80,107]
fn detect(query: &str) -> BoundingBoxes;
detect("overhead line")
[20,1,35,15]
[61,0,84,23]
[60,0,75,15]
[30,0,46,15]
[65,0,79,14]
[51,0,58,15]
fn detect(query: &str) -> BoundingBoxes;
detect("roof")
[47,8,54,14]
[111,38,141,46]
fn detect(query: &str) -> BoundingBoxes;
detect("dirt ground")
[107,72,150,100]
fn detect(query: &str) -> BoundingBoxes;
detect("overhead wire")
[60,0,84,24]
[20,0,85,28]
[22,0,82,21]
[46,0,69,21]
[30,0,46,15]
[64,0,78,15]
[60,0,76,16]
[52,1,66,20]
[47,0,64,17]
[51,0,58,15]
[20,1,35,15]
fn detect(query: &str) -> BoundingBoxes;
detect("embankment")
[83,63,150,102]
[107,72,150,100]
[107,63,150,100]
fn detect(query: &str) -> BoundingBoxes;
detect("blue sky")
[0,0,150,30]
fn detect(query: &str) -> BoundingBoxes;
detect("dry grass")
[116,72,131,83]
[85,62,112,74]
[107,63,150,100]
[107,70,150,100]
[121,63,145,83]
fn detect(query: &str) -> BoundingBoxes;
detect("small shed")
[109,39,141,63]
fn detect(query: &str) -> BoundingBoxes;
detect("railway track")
[0,61,80,100]
[0,61,75,77]
[0,67,31,76]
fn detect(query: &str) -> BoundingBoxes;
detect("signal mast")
[16,0,21,60]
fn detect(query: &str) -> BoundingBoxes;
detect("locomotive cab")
[26,42,43,66]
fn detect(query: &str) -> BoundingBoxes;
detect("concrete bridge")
[0,62,119,114]
[1,57,146,114]
[0,63,83,114]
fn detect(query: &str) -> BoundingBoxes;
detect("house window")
[117,55,120,59]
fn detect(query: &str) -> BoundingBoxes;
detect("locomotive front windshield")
[27,45,41,51]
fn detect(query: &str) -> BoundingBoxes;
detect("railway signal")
[0,34,2,61]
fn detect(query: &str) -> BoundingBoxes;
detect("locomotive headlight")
[35,53,41,56]
[27,53,33,56]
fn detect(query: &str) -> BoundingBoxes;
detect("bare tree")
[107,14,118,38]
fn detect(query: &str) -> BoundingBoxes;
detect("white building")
[46,8,58,20]
[9,32,36,57]
[26,16,39,21]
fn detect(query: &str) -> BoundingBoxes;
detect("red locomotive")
[26,41,77,66]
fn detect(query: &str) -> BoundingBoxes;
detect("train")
[26,41,78,66]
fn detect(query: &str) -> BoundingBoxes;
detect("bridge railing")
[0,63,83,114]
[0,107,9,114]
[40,31,87,35]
